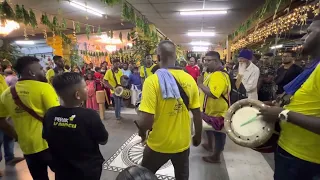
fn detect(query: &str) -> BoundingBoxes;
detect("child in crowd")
[129,67,142,106]
[43,72,108,180]
[86,72,98,111]
[94,67,104,91]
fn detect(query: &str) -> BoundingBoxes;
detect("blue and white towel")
[155,69,181,99]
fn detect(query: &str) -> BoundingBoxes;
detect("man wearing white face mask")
[237,49,260,100]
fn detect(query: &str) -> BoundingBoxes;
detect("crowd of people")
[0,15,319,180]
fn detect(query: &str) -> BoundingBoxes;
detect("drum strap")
[144,66,148,78]
[112,70,120,86]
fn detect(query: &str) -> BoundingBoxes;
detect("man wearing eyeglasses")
[274,51,303,95]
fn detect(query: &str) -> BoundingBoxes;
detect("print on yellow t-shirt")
[103,69,123,93]
[0,74,8,94]
[0,80,60,155]
[140,64,156,78]
[139,69,200,153]
[200,71,231,117]
[278,64,320,164]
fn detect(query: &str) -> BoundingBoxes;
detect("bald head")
[157,40,176,67]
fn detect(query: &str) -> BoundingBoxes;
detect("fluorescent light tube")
[70,1,104,17]
[270,44,283,49]
[180,10,227,15]
[192,46,208,52]
[190,41,211,46]
[187,32,215,37]
[15,41,35,45]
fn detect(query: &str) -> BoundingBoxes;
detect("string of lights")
[231,2,320,51]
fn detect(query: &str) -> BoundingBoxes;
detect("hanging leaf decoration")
[29,9,37,28]
[119,31,122,42]
[85,24,91,40]
[97,26,102,36]
[61,18,67,29]
[119,48,123,54]
[40,14,50,25]
[110,30,113,38]
[15,5,24,23]
[127,32,130,41]
[0,1,15,20]
[100,0,121,6]
[52,16,59,30]
[22,5,30,25]
[75,22,81,33]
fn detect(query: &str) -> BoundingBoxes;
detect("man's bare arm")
[0,117,17,140]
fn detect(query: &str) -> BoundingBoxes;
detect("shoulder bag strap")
[10,86,43,122]
[172,76,189,110]
[111,70,120,86]
[144,66,148,78]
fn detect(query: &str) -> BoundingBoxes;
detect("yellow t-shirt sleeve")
[188,78,200,109]
[0,93,9,118]
[46,69,55,84]
[209,72,227,98]
[140,66,145,78]
[41,84,60,111]
[139,77,156,114]
[103,70,110,81]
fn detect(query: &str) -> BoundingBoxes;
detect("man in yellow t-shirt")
[137,41,202,179]
[259,18,320,180]
[0,56,59,180]
[198,51,231,164]
[103,59,123,120]
[46,55,66,84]
[140,54,156,85]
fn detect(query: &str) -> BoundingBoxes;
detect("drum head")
[225,99,274,148]
[114,86,124,96]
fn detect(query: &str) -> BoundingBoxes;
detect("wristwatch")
[278,110,290,122]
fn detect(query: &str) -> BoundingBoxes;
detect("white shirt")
[241,62,260,100]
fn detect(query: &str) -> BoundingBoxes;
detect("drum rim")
[114,86,124,96]
[224,99,275,148]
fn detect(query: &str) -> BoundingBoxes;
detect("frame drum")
[224,99,274,148]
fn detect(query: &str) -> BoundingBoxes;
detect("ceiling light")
[127,43,133,47]
[270,44,283,49]
[15,40,35,45]
[99,35,122,44]
[190,41,211,46]
[187,32,215,37]
[180,10,227,16]
[0,20,20,35]
[69,1,104,17]
[105,45,117,52]
[192,46,208,52]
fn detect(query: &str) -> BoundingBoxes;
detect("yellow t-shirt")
[200,71,231,117]
[0,74,8,94]
[46,69,67,84]
[104,69,123,93]
[278,64,320,164]
[139,70,200,153]
[0,80,60,155]
[140,64,156,78]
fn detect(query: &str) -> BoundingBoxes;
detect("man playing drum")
[198,51,231,163]
[103,59,123,121]
[259,16,320,180]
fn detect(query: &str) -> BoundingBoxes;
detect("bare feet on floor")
[6,157,25,166]
[202,155,221,163]
[202,144,213,152]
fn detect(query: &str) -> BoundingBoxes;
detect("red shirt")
[94,72,103,91]
[185,65,200,81]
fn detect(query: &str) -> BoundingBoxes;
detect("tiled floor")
[0,109,275,180]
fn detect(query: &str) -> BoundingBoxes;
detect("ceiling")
[6,0,133,39]
[127,0,265,48]
[5,0,265,49]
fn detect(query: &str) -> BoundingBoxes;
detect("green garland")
[85,24,91,40]
[100,0,121,6]
[230,0,292,41]
[119,31,122,42]
[29,9,37,28]
[80,50,108,57]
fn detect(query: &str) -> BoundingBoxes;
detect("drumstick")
[240,115,260,127]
